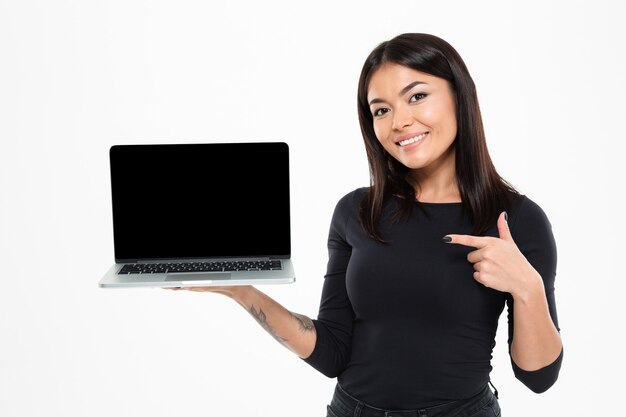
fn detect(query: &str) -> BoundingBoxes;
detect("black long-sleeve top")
[302,187,563,409]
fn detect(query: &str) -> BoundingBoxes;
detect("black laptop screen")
[110,142,291,261]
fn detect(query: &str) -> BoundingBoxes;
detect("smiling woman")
[302,33,564,416]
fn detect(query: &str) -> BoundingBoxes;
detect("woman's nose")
[391,106,414,130]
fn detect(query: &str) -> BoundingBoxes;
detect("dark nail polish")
[504,211,508,222]
[442,236,452,243]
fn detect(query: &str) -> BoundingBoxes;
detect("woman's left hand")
[443,211,542,296]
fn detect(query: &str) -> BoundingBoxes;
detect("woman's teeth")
[398,132,428,147]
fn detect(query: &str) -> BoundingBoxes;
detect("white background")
[1,1,624,416]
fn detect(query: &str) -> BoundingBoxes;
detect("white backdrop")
[1,1,624,416]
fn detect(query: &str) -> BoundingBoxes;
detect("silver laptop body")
[99,142,295,288]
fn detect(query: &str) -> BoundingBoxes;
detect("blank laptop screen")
[110,142,291,261]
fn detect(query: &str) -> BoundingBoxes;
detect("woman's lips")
[397,132,429,148]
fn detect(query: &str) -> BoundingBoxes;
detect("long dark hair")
[357,33,521,243]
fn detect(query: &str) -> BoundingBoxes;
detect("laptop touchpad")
[165,273,231,281]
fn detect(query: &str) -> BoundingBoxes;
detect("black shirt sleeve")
[507,196,563,393]
[301,191,355,378]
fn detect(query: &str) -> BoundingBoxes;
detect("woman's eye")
[373,108,390,117]
[410,93,427,102]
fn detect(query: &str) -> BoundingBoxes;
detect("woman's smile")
[396,131,429,148]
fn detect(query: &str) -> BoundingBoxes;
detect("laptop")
[99,142,296,288]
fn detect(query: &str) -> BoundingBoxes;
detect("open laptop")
[99,142,295,288]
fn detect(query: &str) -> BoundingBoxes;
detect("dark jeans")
[326,383,501,417]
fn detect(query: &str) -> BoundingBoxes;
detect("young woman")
[170,33,563,417]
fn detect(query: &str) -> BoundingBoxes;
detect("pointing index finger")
[443,234,487,248]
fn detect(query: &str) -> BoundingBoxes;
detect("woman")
[170,33,563,417]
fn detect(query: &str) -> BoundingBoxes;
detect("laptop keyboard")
[118,260,283,274]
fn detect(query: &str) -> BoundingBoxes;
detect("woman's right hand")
[164,284,253,300]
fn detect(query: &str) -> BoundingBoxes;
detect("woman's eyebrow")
[368,81,427,106]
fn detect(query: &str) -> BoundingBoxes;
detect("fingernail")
[504,211,508,222]
[442,235,452,243]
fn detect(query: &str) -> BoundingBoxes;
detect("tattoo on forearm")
[248,304,289,346]
[290,312,315,332]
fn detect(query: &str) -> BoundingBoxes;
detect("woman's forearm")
[510,271,563,370]
[228,286,317,359]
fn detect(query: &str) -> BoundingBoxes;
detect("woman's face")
[367,63,458,171]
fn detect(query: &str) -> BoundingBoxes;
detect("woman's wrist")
[227,285,254,302]
[511,268,545,305]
